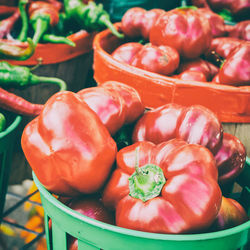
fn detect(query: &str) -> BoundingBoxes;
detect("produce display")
[0,0,123,48]
[21,81,249,237]
[0,0,123,65]
[0,61,67,116]
[114,6,250,86]
[0,1,249,249]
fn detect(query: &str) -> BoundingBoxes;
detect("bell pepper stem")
[18,0,29,42]
[29,75,67,91]
[42,34,76,47]
[129,147,166,202]
[98,15,124,39]
[32,17,50,45]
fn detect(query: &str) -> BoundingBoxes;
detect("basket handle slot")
[78,239,100,250]
[236,157,250,189]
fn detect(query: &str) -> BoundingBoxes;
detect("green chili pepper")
[0,38,36,61]
[30,14,51,45]
[18,0,29,42]
[0,61,67,91]
[64,0,124,38]
[0,112,6,132]
[42,34,75,47]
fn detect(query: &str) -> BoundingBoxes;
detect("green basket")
[0,113,22,223]
[33,157,250,250]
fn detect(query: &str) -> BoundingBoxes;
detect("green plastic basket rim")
[0,115,22,139]
[33,157,250,242]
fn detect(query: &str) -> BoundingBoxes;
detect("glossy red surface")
[93,24,250,123]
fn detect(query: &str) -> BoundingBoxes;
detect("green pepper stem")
[98,15,124,39]
[0,113,6,132]
[32,17,50,45]
[18,0,29,42]
[42,34,76,47]
[30,75,67,91]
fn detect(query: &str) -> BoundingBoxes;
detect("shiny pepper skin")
[218,42,250,86]
[102,139,222,234]
[21,91,117,196]
[131,44,180,76]
[149,7,212,59]
[132,103,223,154]
[111,42,144,65]
[77,81,144,135]
[209,196,248,231]
[121,8,165,40]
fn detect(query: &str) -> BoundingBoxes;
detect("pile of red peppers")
[112,5,250,86]
[21,81,249,236]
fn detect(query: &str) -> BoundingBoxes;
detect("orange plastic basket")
[93,24,250,123]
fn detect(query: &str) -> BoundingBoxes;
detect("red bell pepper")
[102,139,222,234]
[209,196,248,231]
[227,21,250,41]
[132,104,246,183]
[214,133,246,184]
[218,42,250,86]
[207,37,243,59]
[111,42,144,65]
[177,58,219,81]
[132,103,223,154]
[196,8,226,37]
[67,195,115,250]
[77,81,144,135]
[176,70,207,82]
[130,44,180,76]
[21,91,117,196]
[121,8,164,40]
[140,9,165,40]
[149,7,212,59]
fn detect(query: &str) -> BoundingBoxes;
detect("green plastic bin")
[33,157,250,250]
[101,0,179,22]
[0,113,22,222]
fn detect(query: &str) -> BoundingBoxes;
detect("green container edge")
[0,114,22,222]
[33,157,250,245]
[0,115,22,139]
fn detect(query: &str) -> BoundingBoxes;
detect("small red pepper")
[0,87,43,116]
[77,81,144,135]
[67,195,115,250]
[218,42,250,86]
[214,133,246,184]
[150,7,212,59]
[132,103,223,154]
[207,37,243,59]
[176,70,207,82]
[227,21,250,41]
[21,91,117,196]
[121,8,164,40]
[177,58,219,81]
[130,44,180,76]
[0,9,20,39]
[209,196,248,231]
[102,139,222,234]
[111,42,144,65]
